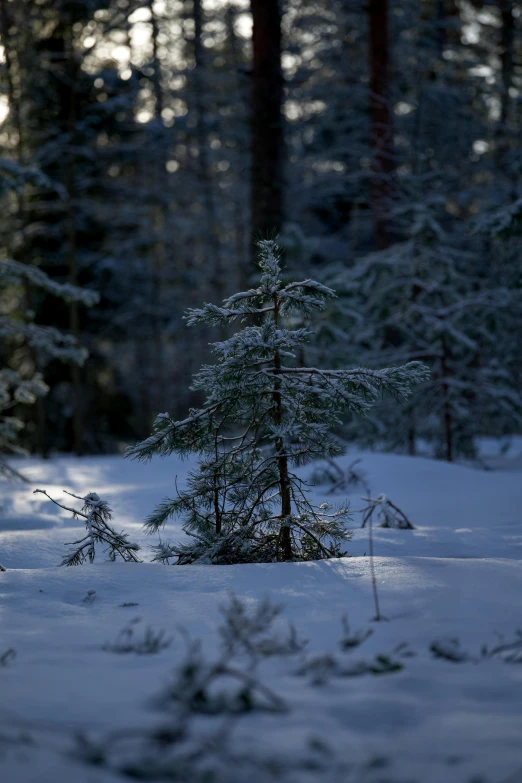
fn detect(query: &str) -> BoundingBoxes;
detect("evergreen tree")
[0,161,98,477]
[127,240,428,564]
[0,0,144,453]
[328,204,522,460]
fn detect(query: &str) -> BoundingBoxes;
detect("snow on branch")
[0,158,66,198]
[34,489,141,565]
[126,405,221,461]
[0,259,99,306]
[0,318,89,364]
[184,302,274,327]
[263,362,430,404]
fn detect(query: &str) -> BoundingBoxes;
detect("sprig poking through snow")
[34,489,141,565]
[360,494,415,529]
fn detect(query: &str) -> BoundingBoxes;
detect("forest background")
[1,0,521,464]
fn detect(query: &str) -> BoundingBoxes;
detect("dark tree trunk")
[250,0,284,258]
[147,0,168,413]
[147,0,164,118]
[225,6,250,291]
[192,0,222,298]
[272,296,292,561]
[368,0,393,250]
[407,421,417,457]
[434,0,446,57]
[499,0,515,126]
[64,22,84,457]
[440,335,453,462]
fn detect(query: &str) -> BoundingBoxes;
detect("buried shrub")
[309,457,371,496]
[69,596,401,782]
[360,494,415,530]
[103,618,171,655]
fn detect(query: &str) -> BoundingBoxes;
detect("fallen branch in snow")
[310,457,371,496]
[103,618,171,655]
[0,648,16,666]
[0,458,30,484]
[431,633,522,665]
[360,494,415,529]
[482,630,522,663]
[430,638,471,663]
[339,616,373,650]
[6,583,522,782]
[72,596,297,781]
[219,592,308,660]
[296,652,404,685]
[158,638,288,717]
[34,489,141,565]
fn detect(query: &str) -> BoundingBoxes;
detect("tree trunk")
[500,0,515,126]
[368,0,393,250]
[1,0,48,456]
[272,296,292,561]
[443,392,453,462]
[407,420,417,456]
[64,23,84,457]
[147,0,164,118]
[440,335,453,462]
[192,0,223,300]
[147,0,168,414]
[250,0,284,258]
[434,0,446,57]
[225,6,250,292]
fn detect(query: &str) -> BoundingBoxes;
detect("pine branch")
[35,489,141,565]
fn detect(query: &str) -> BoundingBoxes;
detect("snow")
[1,442,522,781]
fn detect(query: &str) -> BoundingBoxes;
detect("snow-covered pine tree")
[127,240,429,563]
[324,204,521,460]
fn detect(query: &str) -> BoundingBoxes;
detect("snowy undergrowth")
[1,444,522,782]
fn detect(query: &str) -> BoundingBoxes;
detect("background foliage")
[1,0,521,460]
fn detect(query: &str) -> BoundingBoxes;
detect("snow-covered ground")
[1,442,522,782]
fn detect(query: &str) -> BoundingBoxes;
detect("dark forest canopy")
[0,0,521,462]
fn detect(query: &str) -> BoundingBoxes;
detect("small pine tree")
[127,241,429,563]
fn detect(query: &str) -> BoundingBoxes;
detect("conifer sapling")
[127,241,429,563]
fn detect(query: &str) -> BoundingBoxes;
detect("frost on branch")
[127,240,428,564]
[34,489,141,565]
